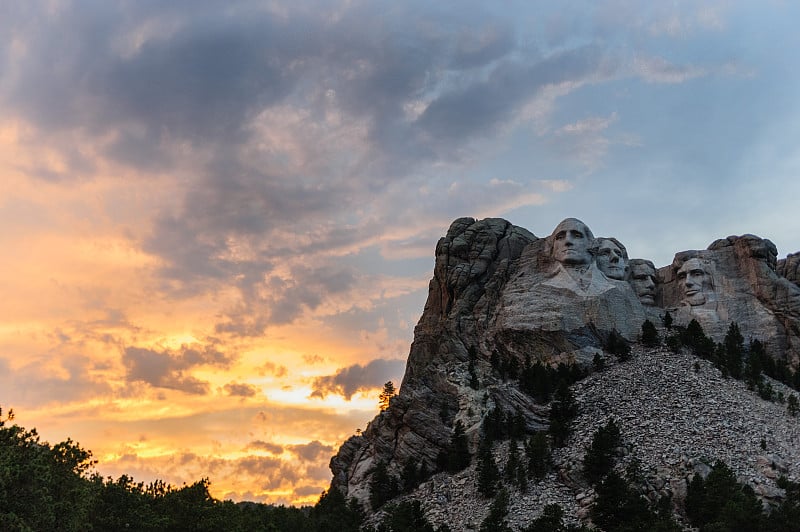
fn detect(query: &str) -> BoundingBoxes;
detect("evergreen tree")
[377,500,435,532]
[379,381,397,411]
[583,419,622,484]
[523,504,564,532]
[482,407,507,443]
[549,381,578,447]
[476,438,499,498]
[641,319,660,347]
[479,488,512,532]
[685,461,763,531]
[312,488,364,532]
[526,432,551,480]
[606,330,631,361]
[442,421,471,473]
[723,322,744,379]
[683,319,715,358]
[369,461,399,510]
[505,441,520,483]
[592,471,680,532]
[789,394,799,417]
[662,310,673,330]
[467,345,481,390]
[593,352,605,371]
[520,360,554,402]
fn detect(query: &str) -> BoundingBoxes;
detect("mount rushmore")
[329,216,800,509]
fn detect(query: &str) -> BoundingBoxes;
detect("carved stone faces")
[595,238,628,280]
[550,218,594,266]
[629,259,657,305]
[676,257,713,306]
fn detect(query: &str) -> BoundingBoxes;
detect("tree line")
[0,406,364,531]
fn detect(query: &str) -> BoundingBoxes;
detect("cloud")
[289,440,334,463]
[123,343,233,395]
[632,55,707,84]
[0,353,112,408]
[223,382,260,398]
[257,362,288,378]
[246,440,284,455]
[416,44,616,145]
[309,358,406,400]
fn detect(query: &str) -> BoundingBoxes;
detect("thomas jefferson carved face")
[629,260,657,305]
[595,238,628,280]
[676,258,712,306]
[551,218,593,266]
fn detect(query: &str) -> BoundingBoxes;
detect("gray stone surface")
[778,252,800,287]
[328,218,800,524]
[659,235,800,365]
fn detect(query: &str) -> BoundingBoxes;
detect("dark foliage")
[376,500,435,532]
[437,421,471,474]
[525,432,551,480]
[583,419,622,484]
[606,330,631,360]
[548,381,578,447]
[685,461,763,531]
[592,471,680,532]
[641,319,660,347]
[0,406,365,532]
[479,488,512,532]
[370,461,400,510]
[476,438,499,498]
[662,311,673,330]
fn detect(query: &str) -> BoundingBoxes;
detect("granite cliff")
[328,217,800,529]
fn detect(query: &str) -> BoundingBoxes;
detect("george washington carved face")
[550,218,594,266]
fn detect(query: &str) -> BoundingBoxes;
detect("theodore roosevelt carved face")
[551,218,594,266]
[629,259,657,305]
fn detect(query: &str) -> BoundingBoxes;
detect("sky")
[2,0,800,506]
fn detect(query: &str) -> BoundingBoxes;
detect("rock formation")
[328,217,800,527]
[779,251,800,287]
[659,234,800,365]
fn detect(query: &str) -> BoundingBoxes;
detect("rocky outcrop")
[778,252,800,287]
[402,347,800,530]
[329,217,800,520]
[658,234,800,366]
[330,218,542,502]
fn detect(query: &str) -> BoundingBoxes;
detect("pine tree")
[549,381,578,447]
[583,419,622,484]
[438,421,471,473]
[724,322,744,379]
[526,432,551,480]
[505,441,520,483]
[479,488,512,532]
[788,394,799,417]
[378,381,397,411]
[662,311,673,330]
[369,461,399,510]
[641,319,659,347]
[476,438,499,497]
